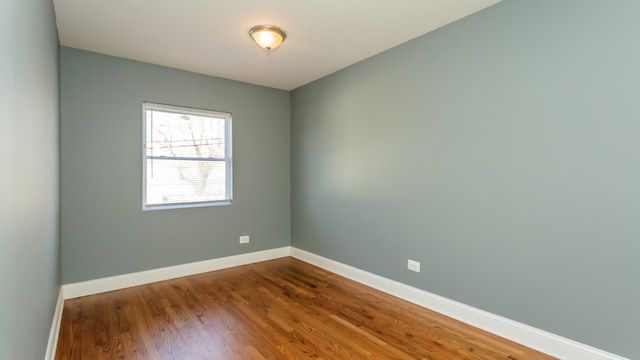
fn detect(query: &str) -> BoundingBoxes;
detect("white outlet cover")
[408,259,421,273]
[239,235,250,244]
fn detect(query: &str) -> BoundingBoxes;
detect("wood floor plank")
[55,257,556,360]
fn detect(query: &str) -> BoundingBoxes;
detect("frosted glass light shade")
[249,25,286,51]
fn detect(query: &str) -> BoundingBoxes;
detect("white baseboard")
[53,246,627,360]
[289,247,628,360]
[44,288,64,360]
[62,247,290,299]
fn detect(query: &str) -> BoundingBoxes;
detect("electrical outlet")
[239,235,250,244]
[407,259,420,273]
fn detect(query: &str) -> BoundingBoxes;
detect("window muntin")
[143,102,232,210]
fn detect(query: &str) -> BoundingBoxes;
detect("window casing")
[143,102,232,210]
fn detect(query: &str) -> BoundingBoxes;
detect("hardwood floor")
[55,257,555,359]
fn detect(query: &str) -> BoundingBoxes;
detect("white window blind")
[143,102,232,210]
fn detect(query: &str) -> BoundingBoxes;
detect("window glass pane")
[146,110,226,159]
[146,159,227,206]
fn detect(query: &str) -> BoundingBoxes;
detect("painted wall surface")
[0,0,60,358]
[60,48,290,283]
[291,1,640,358]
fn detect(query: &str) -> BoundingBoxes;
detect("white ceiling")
[53,0,501,90]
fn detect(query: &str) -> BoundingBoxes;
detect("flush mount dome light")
[249,25,287,51]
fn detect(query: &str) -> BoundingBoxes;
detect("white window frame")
[142,102,232,210]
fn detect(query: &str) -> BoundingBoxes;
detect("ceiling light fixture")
[249,25,287,52]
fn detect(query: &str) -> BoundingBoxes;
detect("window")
[143,102,232,210]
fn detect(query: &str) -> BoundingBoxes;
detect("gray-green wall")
[60,48,290,283]
[0,0,60,358]
[291,1,639,358]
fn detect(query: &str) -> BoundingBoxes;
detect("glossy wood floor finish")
[56,257,555,360]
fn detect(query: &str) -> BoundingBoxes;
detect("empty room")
[1,0,638,359]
